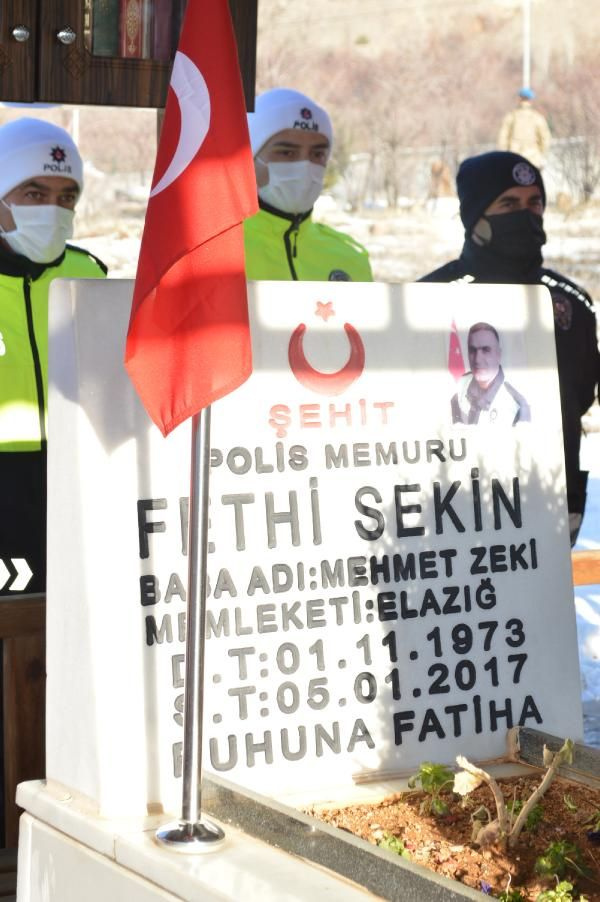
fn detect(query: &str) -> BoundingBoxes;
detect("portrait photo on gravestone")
[45,278,580,818]
[450,320,531,427]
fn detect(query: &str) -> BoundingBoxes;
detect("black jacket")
[420,240,599,517]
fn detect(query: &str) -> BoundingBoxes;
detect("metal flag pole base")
[155,408,224,853]
[156,818,225,853]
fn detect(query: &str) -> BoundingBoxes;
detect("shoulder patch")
[551,294,573,330]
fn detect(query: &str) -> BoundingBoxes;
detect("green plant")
[563,795,578,813]
[378,832,410,858]
[536,879,588,901]
[583,809,600,831]
[495,873,527,900]
[534,840,590,881]
[507,798,544,832]
[407,762,454,816]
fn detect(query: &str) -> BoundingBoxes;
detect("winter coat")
[0,243,106,592]
[497,104,552,168]
[244,202,373,282]
[420,244,599,521]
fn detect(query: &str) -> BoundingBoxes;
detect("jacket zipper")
[23,276,47,446]
[283,217,301,280]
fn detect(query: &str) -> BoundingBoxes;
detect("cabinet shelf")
[0,1,256,109]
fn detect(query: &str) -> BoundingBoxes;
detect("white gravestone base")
[16,780,373,902]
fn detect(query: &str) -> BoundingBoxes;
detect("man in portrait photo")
[451,322,530,425]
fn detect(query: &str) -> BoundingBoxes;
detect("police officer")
[0,118,107,593]
[420,150,599,545]
[245,88,372,282]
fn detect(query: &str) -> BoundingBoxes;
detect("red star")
[315,301,335,322]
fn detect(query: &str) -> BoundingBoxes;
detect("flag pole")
[156,407,225,851]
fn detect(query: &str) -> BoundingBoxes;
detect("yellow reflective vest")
[244,205,373,282]
[0,245,106,451]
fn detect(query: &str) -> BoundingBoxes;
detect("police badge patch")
[551,293,573,330]
[512,162,536,186]
[328,269,351,281]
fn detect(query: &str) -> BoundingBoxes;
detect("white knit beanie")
[247,88,333,157]
[0,118,83,199]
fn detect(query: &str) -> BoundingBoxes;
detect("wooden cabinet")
[0,0,256,108]
[0,0,38,102]
[0,594,46,848]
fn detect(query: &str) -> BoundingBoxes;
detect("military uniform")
[498,103,552,169]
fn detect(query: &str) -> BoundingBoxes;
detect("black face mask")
[478,209,546,262]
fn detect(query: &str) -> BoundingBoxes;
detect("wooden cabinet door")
[38,0,175,107]
[0,0,38,102]
[2,2,255,109]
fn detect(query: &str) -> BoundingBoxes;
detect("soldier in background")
[498,88,552,169]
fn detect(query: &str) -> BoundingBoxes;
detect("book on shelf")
[89,0,120,57]
[119,0,153,59]
[152,0,187,63]
[152,0,172,61]
[88,0,187,62]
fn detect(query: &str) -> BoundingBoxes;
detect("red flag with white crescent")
[125,0,257,435]
[448,319,465,382]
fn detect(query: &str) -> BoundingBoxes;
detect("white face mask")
[1,202,74,263]
[257,159,326,215]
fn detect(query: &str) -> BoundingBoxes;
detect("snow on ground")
[83,232,142,279]
[75,194,600,739]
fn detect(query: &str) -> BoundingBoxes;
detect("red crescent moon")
[288,323,365,395]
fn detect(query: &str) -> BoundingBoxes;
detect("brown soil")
[306,773,600,900]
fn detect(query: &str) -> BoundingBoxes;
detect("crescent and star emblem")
[150,52,211,198]
[288,302,366,395]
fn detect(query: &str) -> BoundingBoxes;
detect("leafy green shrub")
[536,880,588,901]
[534,841,589,881]
[407,762,455,816]
[497,890,527,902]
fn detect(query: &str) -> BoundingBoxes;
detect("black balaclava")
[456,151,546,282]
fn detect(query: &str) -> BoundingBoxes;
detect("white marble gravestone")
[46,278,582,818]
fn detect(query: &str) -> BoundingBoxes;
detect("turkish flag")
[125,0,258,435]
[448,319,465,382]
